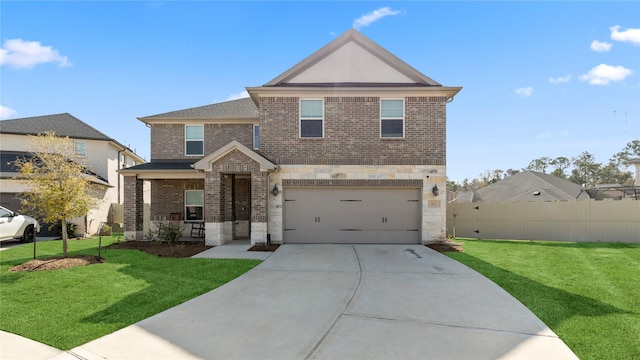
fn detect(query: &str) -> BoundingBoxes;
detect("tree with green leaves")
[549,157,571,179]
[526,157,550,173]
[13,132,98,257]
[569,151,601,187]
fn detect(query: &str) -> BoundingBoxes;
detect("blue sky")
[1,1,638,182]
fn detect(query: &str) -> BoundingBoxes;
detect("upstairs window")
[253,125,260,150]
[185,125,204,156]
[300,99,323,138]
[380,99,404,138]
[74,141,86,157]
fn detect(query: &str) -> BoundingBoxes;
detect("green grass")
[446,239,640,360]
[0,235,261,350]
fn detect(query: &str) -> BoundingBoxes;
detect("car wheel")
[21,225,35,243]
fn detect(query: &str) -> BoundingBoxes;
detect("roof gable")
[193,140,276,172]
[265,29,441,87]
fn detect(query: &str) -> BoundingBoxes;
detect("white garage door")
[283,188,421,244]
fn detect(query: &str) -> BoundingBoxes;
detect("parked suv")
[0,205,40,242]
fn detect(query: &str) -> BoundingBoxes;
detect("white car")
[0,205,40,242]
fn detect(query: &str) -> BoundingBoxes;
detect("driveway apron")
[57,244,577,360]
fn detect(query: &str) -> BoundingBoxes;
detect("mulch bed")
[9,241,213,273]
[426,240,464,253]
[9,255,104,272]
[248,243,281,252]
[105,240,213,258]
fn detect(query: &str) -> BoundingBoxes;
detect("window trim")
[299,99,324,138]
[253,124,260,150]
[184,189,204,222]
[185,124,204,156]
[74,141,87,157]
[380,99,405,138]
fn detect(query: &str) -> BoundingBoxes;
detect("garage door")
[1,193,57,237]
[283,188,420,244]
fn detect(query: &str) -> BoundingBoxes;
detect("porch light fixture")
[272,184,280,196]
[432,185,439,196]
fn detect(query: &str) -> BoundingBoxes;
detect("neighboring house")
[120,29,462,245]
[0,113,146,236]
[451,170,584,203]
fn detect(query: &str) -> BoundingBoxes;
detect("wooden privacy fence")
[447,199,640,243]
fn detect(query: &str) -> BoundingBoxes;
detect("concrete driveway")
[28,244,575,359]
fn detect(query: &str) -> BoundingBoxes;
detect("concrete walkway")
[4,244,577,359]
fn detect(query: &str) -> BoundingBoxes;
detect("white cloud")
[579,64,633,85]
[590,40,612,52]
[225,90,249,101]
[537,130,569,140]
[537,132,552,139]
[353,7,402,30]
[0,39,71,69]
[0,105,17,119]
[549,75,572,84]
[515,87,533,97]
[610,25,640,46]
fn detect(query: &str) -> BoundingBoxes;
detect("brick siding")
[150,179,204,220]
[123,177,144,232]
[150,123,254,161]
[259,96,446,166]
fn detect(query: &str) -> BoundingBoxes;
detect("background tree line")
[448,140,640,193]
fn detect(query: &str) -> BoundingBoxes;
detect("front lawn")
[447,239,640,360]
[0,236,261,350]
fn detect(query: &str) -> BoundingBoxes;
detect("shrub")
[51,222,77,239]
[156,222,184,243]
[100,224,112,236]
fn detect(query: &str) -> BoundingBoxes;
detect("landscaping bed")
[106,240,212,257]
[426,240,464,253]
[9,241,213,272]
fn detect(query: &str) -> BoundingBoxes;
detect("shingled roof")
[0,150,110,186]
[0,113,112,141]
[139,97,258,122]
[451,171,584,203]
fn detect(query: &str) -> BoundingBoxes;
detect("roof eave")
[138,117,258,125]
[247,85,462,102]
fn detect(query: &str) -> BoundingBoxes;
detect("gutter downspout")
[117,149,124,204]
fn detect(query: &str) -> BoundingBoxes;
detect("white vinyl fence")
[447,199,640,243]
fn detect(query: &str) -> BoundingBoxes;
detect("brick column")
[123,176,144,240]
[250,170,268,244]
[204,170,224,245]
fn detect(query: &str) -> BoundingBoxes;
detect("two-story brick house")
[121,29,461,245]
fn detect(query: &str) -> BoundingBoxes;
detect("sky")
[1,1,639,182]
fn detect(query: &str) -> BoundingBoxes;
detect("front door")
[233,176,251,239]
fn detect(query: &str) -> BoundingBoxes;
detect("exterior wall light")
[272,184,280,196]
[432,185,439,196]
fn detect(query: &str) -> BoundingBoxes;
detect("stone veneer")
[266,165,446,244]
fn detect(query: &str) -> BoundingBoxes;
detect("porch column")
[250,170,268,244]
[222,174,234,242]
[204,170,224,245]
[123,175,144,240]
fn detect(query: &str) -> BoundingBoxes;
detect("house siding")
[258,96,446,165]
[149,179,204,221]
[151,123,254,161]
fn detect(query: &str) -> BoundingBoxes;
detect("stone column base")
[205,222,224,246]
[124,230,143,241]
[250,222,267,245]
